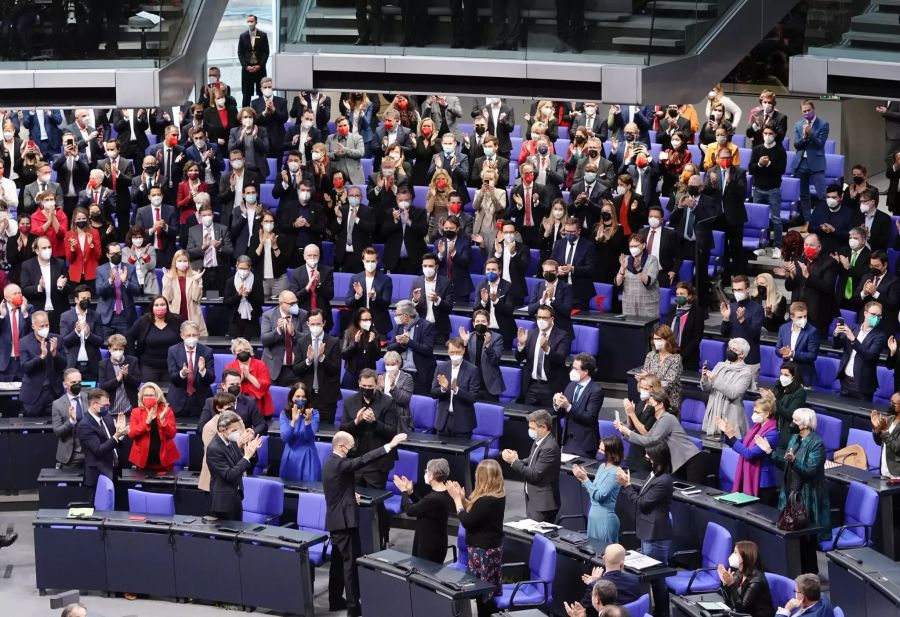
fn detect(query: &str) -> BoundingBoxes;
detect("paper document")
[560,453,580,463]
[624,550,662,570]
[67,507,95,517]
[135,11,163,25]
[504,519,562,534]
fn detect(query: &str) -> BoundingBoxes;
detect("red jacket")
[225,357,274,416]
[128,404,180,469]
[31,208,69,257]
[176,180,208,224]
[64,228,102,281]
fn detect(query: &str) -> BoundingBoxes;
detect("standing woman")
[127,295,183,384]
[380,351,414,433]
[343,92,377,157]
[623,373,663,472]
[761,362,807,446]
[128,382,180,473]
[472,166,506,254]
[64,207,101,294]
[278,382,322,482]
[593,202,627,286]
[224,255,264,338]
[249,209,290,299]
[198,392,248,493]
[640,324,683,413]
[717,396,780,505]
[308,143,333,205]
[162,249,207,336]
[341,307,381,389]
[6,213,35,280]
[572,435,623,546]
[612,174,647,236]
[753,273,786,333]
[123,226,159,295]
[616,233,660,319]
[426,168,453,242]
[617,441,675,617]
[447,459,506,617]
[666,281,703,371]
[540,199,567,262]
[176,161,208,225]
[393,458,455,563]
[87,203,117,261]
[412,117,439,186]
[226,337,274,417]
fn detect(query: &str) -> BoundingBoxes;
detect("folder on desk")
[715,492,760,506]
[67,507,94,517]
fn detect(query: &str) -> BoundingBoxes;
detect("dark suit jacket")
[20,332,66,407]
[507,182,549,233]
[474,278,516,350]
[184,143,225,185]
[436,232,474,302]
[622,472,673,540]
[20,257,68,315]
[511,433,561,515]
[836,246,871,311]
[567,180,606,231]
[51,153,90,194]
[186,222,234,271]
[275,198,326,254]
[469,155,510,188]
[251,95,289,153]
[0,304,31,373]
[98,155,135,206]
[493,241,531,305]
[289,264,335,320]
[205,434,253,516]
[431,359,480,434]
[465,329,505,396]
[94,263,141,326]
[197,394,268,435]
[97,356,141,409]
[238,29,270,71]
[704,165,748,226]
[386,317,437,393]
[551,237,596,309]
[338,390,398,476]
[290,93,332,134]
[374,125,414,160]
[331,204,375,264]
[746,109,789,148]
[776,322,821,386]
[110,110,150,152]
[720,300,765,365]
[836,325,887,395]
[666,305,704,370]
[346,272,393,335]
[785,255,839,335]
[166,343,216,413]
[641,225,683,280]
[283,124,323,156]
[411,274,454,338]
[851,209,892,252]
[202,105,238,147]
[474,103,516,157]
[516,326,572,399]
[133,204,180,265]
[292,333,343,408]
[76,412,125,487]
[77,187,117,221]
[322,448,389,531]
[382,206,428,272]
[612,192,649,235]
[528,279,573,335]
[559,380,604,456]
[856,271,900,337]
[58,308,103,369]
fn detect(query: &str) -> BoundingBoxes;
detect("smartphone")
[614,410,621,423]
[65,138,75,147]
[702,360,709,371]
[673,481,695,491]
[27,140,36,149]
[837,316,845,327]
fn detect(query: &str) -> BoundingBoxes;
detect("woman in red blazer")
[225,337,274,416]
[63,207,101,293]
[175,160,208,224]
[128,382,180,472]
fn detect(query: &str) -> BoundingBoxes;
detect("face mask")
[671,139,682,148]
[474,323,488,335]
[443,229,457,241]
[143,396,158,409]
[714,135,727,146]
[90,211,102,221]
[639,389,650,401]
[236,351,252,362]
[719,159,732,170]
[364,262,377,273]
[288,161,301,174]
[69,382,82,395]
[624,133,635,143]
[359,319,372,331]
[726,349,739,362]
[861,202,874,214]
[583,172,597,184]
[293,398,307,409]
[789,422,801,434]
[106,151,118,159]
[543,272,557,283]
[794,318,807,329]
[849,238,860,251]
[150,196,163,206]
[872,267,884,277]
[566,232,578,243]
[109,254,122,266]
[762,103,774,114]
[504,233,516,243]
[2,131,12,141]
[728,553,741,570]
[385,363,399,373]
[262,88,273,97]
[675,295,688,306]
[584,105,596,115]
[75,219,88,229]
[442,145,455,156]
[201,215,213,227]
[228,430,241,443]
[474,125,487,136]
[486,271,499,282]
[483,147,494,157]
[569,369,582,382]
[763,135,775,146]
[176,261,189,272]
[78,298,90,311]
[383,168,396,179]
[262,222,275,233]
[687,185,700,196]
[153,306,167,317]
[423,471,433,485]
[242,117,254,128]
[629,246,642,257]
[600,211,612,222]
[648,217,661,229]
[144,166,158,176]
[751,412,765,425]
[436,179,448,190]
[288,305,300,316]
[422,266,435,279]
[19,224,30,234]
[194,139,207,149]
[527,429,539,441]
[803,111,815,121]
[733,290,747,303]
[826,198,839,210]
[308,325,324,338]
[39,174,51,184]
[616,186,627,196]
[298,190,311,203]
[39,248,52,261]
[348,196,361,207]
[245,194,257,204]
[714,112,724,120]
[804,246,818,260]
[110,350,124,362]
[231,159,244,170]
[37,327,50,339]
[552,209,565,220]
[360,387,376,401]
[449,354,463,366]
[653,340,665,351]
[184,336,198,348]
[537,145,549,156]
[868,315,881,327]
[235,269,249,281]
[298,119,314,130]
[537,318,550,331]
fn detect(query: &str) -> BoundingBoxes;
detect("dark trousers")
[356,467,390,547]
[449,0,478,47]
[491,0,521,47]
[176,390,206,417]
[526,499,558,524]
[314,400,338,425]
[555,0,584,48]
[840,377,868,400]
[673,452,706,485]
[720,219,746,279]
[201,265,227,296]
[355,0,382,43]
[241,68,266,108]
[62,195,79,219]
[210,502,242,522]
[478,388,499,402]
[100,312,131,341]
[141,363,170,385]
[0,358,22,381]
[24,387,54,417]
[524,379,554,408]
[329,528,363,615]
[389,257,419,275]
[274,365,296,387]
[400,0,427,46]
[72,359,98,381]
[87,0,120,52]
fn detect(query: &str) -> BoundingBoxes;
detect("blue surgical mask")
[528,429,539,440]
[245,194,257,204]
[442,145,455,156]
[289,305,300,316]
[349,196,361,207]
[294,398,306,408]
[483,147,494,158]
[566,233,577,243]
[486,271,499,282]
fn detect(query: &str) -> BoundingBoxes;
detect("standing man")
[76,388,130,487]
[431,337,480,438]
[292,309,342,424]
[516,305,571,407]
[238,15,270,108]
[835,301,887,400]
[0,285,31,381]
[59,285,102,380]
[553,353,604,457]
[51,368,88,469]
[790,100,829,227]
[261,291,308,386]
[323,430,407,616]
[354,0,382,46]
[20,312,66,416]
[94,243,140,340]
[387,300,436,396]
[749,125,787,260]
[166,321,215,417]
[704,147,748,279]
[251,77,289,156]
[205,410,263,520]
[551,217,596,310]
[876,100,900,159]
[501,409,561,522]
[289,244,335,330]
[555,0,584,52]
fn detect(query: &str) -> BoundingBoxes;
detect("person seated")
[835,300,887,400]
[198,369,268,436]
[99,334,140,415]
[578,544,642,614]
[279,381,322,482]
[775,302,820,387]
[431,337,480,438]
[412,252,454,345]
[387,300,436,396]
[128,382,179,474]
[717,540,776,617]
[554,353,603,457]
[459,309,505,402]
[59,284,102,380]
[226,337,274,418]
[774,574,833,617]
[563,573,624,617]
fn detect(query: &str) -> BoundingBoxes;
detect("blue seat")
[515,318,536,334]
[128,489,175,516]
[410,395,436,433]
[813,356,841,394]
[780,177,801,220]
[699,339,725,370]
[385,449,420,514]
[510,137,524,161]
[708,231,726,276]
[449,313,470,335]
[874,365,894,405]
[743,202,771,250]
[623,594,650,617]
[472,403,504,463]
[252,436,270,475]
[260,183,275,208]
[265,157,277,181]
[527,249,540,277]
[759,345,781,383]
[242,477,284,524]
[889,247,900,273]
[173,433,190,471]
[296,492,330,565]
[591,282,613,313]
[659,287,673,322]
[495,534,556,609]
[391,274,416,303]
[470,274,485,301]
[499,366,521,403]
[824,153,845,186]
[815,413,842,457]
[825,139,836,154]
[731,134,745,148]
[321,241,334,266]
[719,446,738,491]
[846,428,881,472]
[448,525,468,571]
[361,157,374,180]
[680,399,706,432]
[665,522,732,594]
[413,185,428,209]
[315,441,332,469]
[333,272,352,299]
[213,353,234,385]
[820,481,878,551]
[766,572,794,610]
[524,277,542,303]
[556,138,570,154]
[571,324,599,356]
[94,474,115,511]
[599,419,629,459]
[269,385,290,416]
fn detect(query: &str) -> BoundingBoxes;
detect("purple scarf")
[733,418,777,495]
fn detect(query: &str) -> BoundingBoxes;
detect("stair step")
[304,27,359,37]
[850,12,900,34]
[612,35,684,50]
[845,30,900,47]
[644,1,717,16]
[875,0,900,10]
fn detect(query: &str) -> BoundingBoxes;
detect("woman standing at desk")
[341,307,381,389]
[717,540,775,617]
[393,458,454,563]
[755,408,830,545]
[640,324,683,412]
[447,459,506,617]
[717,396,780,505]
[128,382,180,473]
[617,441,674,617]
[572,435,623,546]
[127,295,183,384]
[761,361,807,447]
[623,373,662,472]
[278,382,321,482]
[226,337,274,417]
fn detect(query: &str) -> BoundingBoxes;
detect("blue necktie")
[74,396,83,421]
[573,384,583,404]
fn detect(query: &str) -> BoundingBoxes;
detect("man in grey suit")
[22,161,64,215]
[421,95,465,143]
[260,290,308,386]
[501,409,561,522]
[460,309,505,401]
[877,100,900,159]
[186,198,234,295]
[51,368,88,469]
[326,116,365,185]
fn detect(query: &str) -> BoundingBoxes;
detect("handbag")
[833,444,867,470]
[776,490,809,531]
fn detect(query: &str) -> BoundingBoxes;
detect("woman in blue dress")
[572,435,623,547]
[278,382,322,481]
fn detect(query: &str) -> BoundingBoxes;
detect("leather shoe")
[0,532,18,548]
[329,599,347,611]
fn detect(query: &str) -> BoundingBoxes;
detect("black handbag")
[776,490,809,531]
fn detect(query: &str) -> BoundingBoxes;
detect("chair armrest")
[685,566,721,594]
[446,544,457,565]
[281,522,298,529]
[832,523,870,549]
[670,548,701,569]
[509,579,549,608]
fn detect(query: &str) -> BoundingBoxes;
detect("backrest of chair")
[455,525,468,568]
[391,274,416,303]
[449,314,470,334]
[759,345,781,382]
[315,441,332,468]
[766,572,794,609]
[743,400,755,427]
[499,366,521,402]
[253,436,270,474]
[719,446,739,491]
[701,522,732,568]
[814,413,842,455]
[242,477,285,522]
[269,385,290,416]
[515,318,536,333]
[744,203,769,233]
[845,480,879,529]
[410,395,437,432]
[524,277,541,302]
[874,366,894,404]
[659,287,674,321]
[813,356,841,393]
[173,432,190,470]
[213,353,233,386]
[699,339,726,370]
[296,491,327,532]
[846,428,881,471]
[592,282,613,313]
[386,450,419,495]
[94,474,115,511]
[572,325,600,356]
[529,534,557,597]
[473,403,504,442]
[680,398,706,432]
[128,488,175,516]
[623,594,650,617]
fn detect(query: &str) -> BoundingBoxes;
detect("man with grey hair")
[288,243,335,331]
[501,409,561,522]
[206,409,263,520]
[60,602,87,617]
[186,194,234,294]
[387,299,436,395]
[701,337,753,437]
[167,320,215,417]
[776,573,833,616]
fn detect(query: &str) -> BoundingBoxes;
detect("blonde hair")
[752,272,782,311]
[231,337,252,355]
[139,382,167,409]
[466,459,505,508]
[169,249,194,277]
[534,100,555,122]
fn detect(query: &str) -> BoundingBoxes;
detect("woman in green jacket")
[760,361,807,447]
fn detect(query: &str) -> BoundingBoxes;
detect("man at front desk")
[197,369,269,435]
[577,543,642,616]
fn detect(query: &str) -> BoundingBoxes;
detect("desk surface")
[315,427,488,455]
[828,547,900,602]
[175,470,392,504]
[670,593,733,616]
[0,417,54,431]
[359,548,495,598]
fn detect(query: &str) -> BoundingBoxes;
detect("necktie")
[165,149,172,186]
[309,269,317,309]
[347,207,355,243]
[111,160,117,191]
[11,309,18,357]
[186,350,195,395]
[204,228,216,267]
[100,416,118,466]
[284,319,294,364]
[112,365,130,414]
[647,229,656,254]
[565,242,575,266]
[684,207,695,241]
[446,242,453,280]
[74,396,83,421]
[40,183,46,193]
[536,336,545,380]
[845,252,858,299]
[524,186,532,226]
[94,190,99,205]
[154,207,162,249]
[113,267,123,314]
[312,338,320,390]
[573,383,584,404]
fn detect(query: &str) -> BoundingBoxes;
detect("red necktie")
[111,160,117,192]
[647,229,656,254]
[94,190,99,204]
[186,350,195,395]
[284,320,293,365]
[154,207,162,249]
[524,185,532,226]
[309,269,317,310]
[11,309,18,357]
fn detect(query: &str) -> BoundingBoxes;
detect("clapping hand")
[581,566,603,586]
[754,434,773,454]
[715,417,736,439]
[571,464,589,482]
[871,409,889,432]
[436,373,450,390]
[564,601,587,617]
[717,563,735,586]
[114,413,128,437]
[389,433,408,449]
[615,468,631,487]
[500,448,518,464]
[516,326,528,348]
[446,480,464,501]
[393,474,414,493]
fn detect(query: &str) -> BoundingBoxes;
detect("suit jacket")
[703,165,748,226]
[186,223,234,271]
[856,271,900,336]
[431,359,480,434]
[720,300,765,365]
[132,204,180,265]
[289,265,335,322]
[202,105,238,147]
[474,103,516,156]
[436,233,474,302]
[745,109,789,148]
[558,380,604,456]
[386,317,437,393]
[292,333,343,408]
[507,182,549,233]
[641,225,683,280]
[275,198,326,253]
[567,179,608,230]
[525,154,566,202]
[20,257,68,315]
[98,155,135,205]
[427,151,471,205]
[776,322,821,386]
[622,472,673,540]
[785,255,839,334]
[260,306,309,377]
[791,117,830,174]
[282,125,322,160]
[411,274,454,337]
[836,325,886,395]
[493,241,531,305]
[469,155,510,188]
[166,343,216,413]
[551,237,596,309]
[667,305,704,370]
[421,95,465,142]
[227,127,269,171]
[465,329,505,396]
[238,29,270,70]
[510,433,561,514]
[229,207,262,258]
[331,204,375,264]
[290,93,332,134]
[51,153,90,195]
[322,448,390,531]
[251,95,289,153]
[610,105,653,146]
[205,434,253,516]
[874,418,900,477]
[0,303,31,373]
[76,412,125,487]
[52,391,89,465]
[77,186,116,221]
[325,133,365,185]
[94,263,140,325]
[97,356,141,410]
[516,326,572,399]
[346,272,393,335]
[382,206,428,271]
[198,394,268,436]
[110,110,150,152]
[22,180,64,215]
[374,125,414,160]
[184,143,225,184]
[23,110,64,152]
[528,280,573,334]
[475,278,516,350]
[146,143,187,191]
[851,209,892,252]
[59,308,103,369]
[338,390,398,475]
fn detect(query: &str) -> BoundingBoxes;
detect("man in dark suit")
[331,187,375,273]
[110,109,150,162]
[777,574,835,617]
[508,163,548,247]
[428,134,471,207]
[434,216,472,305]
[746,91,789,148]
[775,302,821,387]
[227,113,270,178]
[51,368,88,468]
[374,109,415,162]
[720,275,765,371]
[97,334,141,415]
[785,234,840,336]
[346,247,393,336]
[22,162,65,216]
[0,285,31,381]
[516,305,571,407]
[524,136,565,202]
[641,205,683,288]
[68,109,105,164]
[184,127,225,190]
[387,300,436,396]
[197,369,269,435]
[260,292,309,386]
[276,175,327,249]
[94,244,141,340]
[98,141,135,238]
[238,16,270,107]
[878,100,900,160]
[492,221,531,307]
[623,156,661,210]
[23,109,64,157]
[289,244,335,329]
[78,170,117,222]
[52,134,91,216]
[836,227,871,312]
[284,109,324,159]
[475,258,517,350]
[292,309,342,424]
[580,543,643,609]
[291,91,332,136]
[461,309,505,401]
[655,105,692,150]
[323,430,408,616]
[381,188,428,275]
[432,337,480,438]
[20,237,68,332]
[474,98,516,160]
[469,136,510,188]
[146,125,187,204]
[166,321,216,417]
[412,253,454,345]
[568,159,612,231]
[553,353,603,457]
[206,410,264,519]
[58,285,103,380]
[852,187,891,252]
[251,77,288,155]
[704,148,748,278]
[856,250,900,337]
[528,259,573,336]
[502,409,561,522]
[76,388,130,487]
[836,300,887,400]
[551,217,596,310]
[366,155,409,236]
[609,105,653,147]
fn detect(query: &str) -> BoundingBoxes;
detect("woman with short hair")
[392,458,455,563]
[128,382,180,473]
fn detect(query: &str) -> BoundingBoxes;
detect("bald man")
[323,430,407,616]
[580,543,642,613]
[260,290,308,385]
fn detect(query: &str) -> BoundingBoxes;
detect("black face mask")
[726,350,739,362]
[75,220,88,229]
[236,351,252,362]
[90,212,102,220]
[443,230,457,241]
[668,109,678,118]
[473,323,488,335]
[756,286,766,299]
[144,166,158,175]
[600,211,613,222]
[589,149,599,158]
[624,134,635,142]
[789,422,800,434]
[78,299,90,310]
[687,186,700,196]
[227,384,241,397]
[108,254,122,265]
[475,126,486,135]
[872,267,884,277]
[543,272,557,283]
[360,387,376,401]
[853,176,865,185]
[69,382,82,395]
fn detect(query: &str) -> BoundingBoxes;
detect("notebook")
[715,492,760,506]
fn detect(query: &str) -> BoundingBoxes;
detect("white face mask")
[299,191,311,203]
[616,186,626,196]
[312,151,323,162]
[537,319,550,331]
[385,363,399,374]
[779,374,793,387]
[150,196,163,206]
[261,88,273,97]
[231,159,244,170]
[360,320,372,331]
[215,99,226,109]
[262,222,275,233]
[37,327,50,338]
[569,369,582,382]
[184,336,198,348]
[288,162,301,173]
[504,233,515,243]
[861,203,872,214]
[449,354,463,366]
[39,174,51,184]
[728,553,741,570]
[552,209,564,220]
[751,412,764,425]
[132,237,144,248]
[715,135,727,144]
[423,266,435,278]
[849,238,860,250]
[39,248,52,260]
[653,339,665,351]
[733,290,747,302]
[176,261,189,271]
[237,268,250,279]
[648,217,661,229]
[762,103,774,114]
[671,139,682,148]
[794,318,807,329]
[629,246,642,257]
[364,262,377,273]
[309,325,324,337]
[398,201,411,210]
[1,131,12,141]
[110,350,124,362]
[242,117,254,128]
[106,151,118,159]
[826,197,839,209]
[763,135,775,146]
[639,389,650,401]
[302,120,314,130]
[201,215,213,227]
